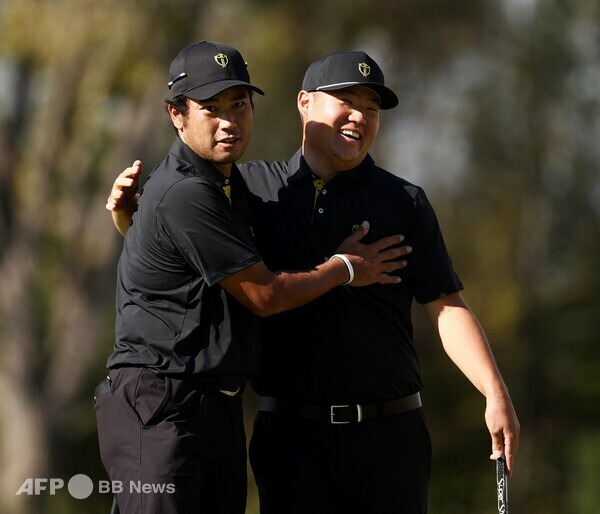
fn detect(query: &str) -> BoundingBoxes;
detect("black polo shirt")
[108,138,261,390]
[240,150,463,404]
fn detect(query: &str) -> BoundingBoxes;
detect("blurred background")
[1,0,599,512]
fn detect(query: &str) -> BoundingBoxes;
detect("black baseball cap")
[301,51,398,110]
[167,41,265,100]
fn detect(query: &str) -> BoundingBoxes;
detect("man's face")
[300,85,380,172]
[170,86,253,175]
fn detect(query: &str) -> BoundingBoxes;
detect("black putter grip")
[496,456,509,513]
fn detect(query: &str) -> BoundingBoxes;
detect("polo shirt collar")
[168,136,239,187]
[287,148,375,184]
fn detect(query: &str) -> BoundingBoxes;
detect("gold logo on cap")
[358,63,371,78]
[214,53,229,68]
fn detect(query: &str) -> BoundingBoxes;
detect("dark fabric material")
[108,137,261,389]
[95,367,247,514]
[240,151,463,404]
[249,409,432,514]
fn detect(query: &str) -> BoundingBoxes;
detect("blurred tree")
[0,1,205,512]
[0,0,598,513]
[370,1,600,512]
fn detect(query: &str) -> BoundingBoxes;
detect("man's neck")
[302,145,344,183]
[179,133,232,178]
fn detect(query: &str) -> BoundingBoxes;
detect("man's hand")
[335,221,411,287]
[107,161,142,236]
[486,392,520,476]
[106,160,142,212]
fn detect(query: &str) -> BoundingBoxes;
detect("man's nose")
[348,108,366,124]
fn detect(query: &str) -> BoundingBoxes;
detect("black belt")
[258,392,422,424]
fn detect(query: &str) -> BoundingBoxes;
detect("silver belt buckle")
[330,404,363,424]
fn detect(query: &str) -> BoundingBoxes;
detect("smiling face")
[298,85,380,179]
[168,86,253,176]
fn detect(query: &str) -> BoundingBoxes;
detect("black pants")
[95,367,246,514]
[249,407,431,514]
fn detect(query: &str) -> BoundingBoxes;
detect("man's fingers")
[345,220,370,243]
[107,189,124,202]
[394,244,412,257]
[369,234,405,252]
[377,245,412,262]
[106,161,142,212]
[376,273,402,284]
[503,437,517,476]
[106,189,122,210]
[119,162,143,182]
[489,429,518,474]
[115,176,136,188]
[380,260,407,273]
[133,159,143,174]
[489,437,504,462]
[123,160,142,177]
[119,168,141,183]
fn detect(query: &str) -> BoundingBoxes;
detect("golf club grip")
[496,457,509,513]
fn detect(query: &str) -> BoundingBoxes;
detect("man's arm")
[422,292,520,475]
[220,222,410,317]
[106,160,142,236]
[108,163,413,317]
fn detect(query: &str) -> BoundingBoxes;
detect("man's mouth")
[218,136,239,145]
[340,129,360,140]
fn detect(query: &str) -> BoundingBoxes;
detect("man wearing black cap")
[108,49,519,514]
[97,42,410,514]
[244,51,518,514]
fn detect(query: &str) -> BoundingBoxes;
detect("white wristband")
[329,254,354,285]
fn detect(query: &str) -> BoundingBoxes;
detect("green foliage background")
[0,0,599,512]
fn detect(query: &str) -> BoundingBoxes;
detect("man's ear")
[167,103,186,131]
[297,90,311,119]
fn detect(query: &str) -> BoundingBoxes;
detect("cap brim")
[179,79,265,101]
[316,82,398,110]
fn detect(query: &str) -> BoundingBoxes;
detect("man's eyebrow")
[338,88,381,106]
[369,93,381,107]
[355,88,381,106]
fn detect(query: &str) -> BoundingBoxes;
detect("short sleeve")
[156,178,261,286]
[411,189,463,304]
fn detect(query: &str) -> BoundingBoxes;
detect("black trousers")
[249,407,431,514]
[95,367,247,514]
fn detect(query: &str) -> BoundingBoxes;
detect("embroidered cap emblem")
[358,62,371,78]
[214,53,229,68]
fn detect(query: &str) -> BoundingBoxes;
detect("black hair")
[165,95,189,135]
[165,95,189,116]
